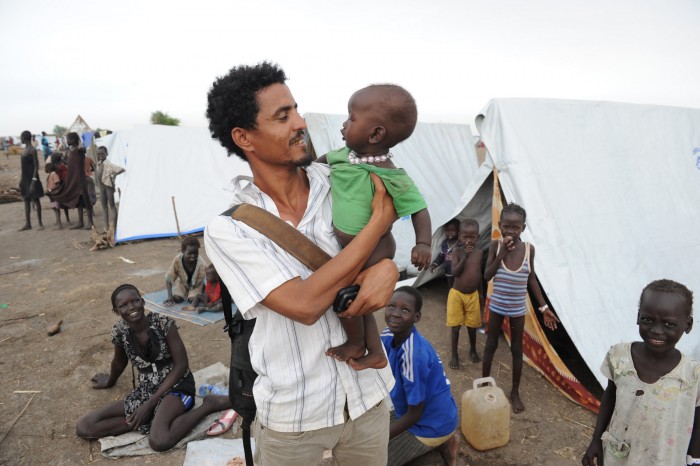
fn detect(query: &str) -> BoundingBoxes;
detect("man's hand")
[410,243,432,271]
[369,173,397,232]
[339,259,398,318]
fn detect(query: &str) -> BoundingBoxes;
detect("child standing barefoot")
[481,203,559,413]
[430,218,460,289]
[44,163,63,229]
[447,219,483,369]
[582,280,699,466]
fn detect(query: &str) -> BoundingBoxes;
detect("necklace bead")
[348,150,393,165]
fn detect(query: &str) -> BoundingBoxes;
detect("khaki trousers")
[253,399,389,466]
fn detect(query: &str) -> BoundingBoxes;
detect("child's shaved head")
[359,84,417,147]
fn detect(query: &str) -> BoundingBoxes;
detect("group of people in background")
[14,130,123,232]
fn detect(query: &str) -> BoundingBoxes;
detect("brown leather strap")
[230,204,331,271]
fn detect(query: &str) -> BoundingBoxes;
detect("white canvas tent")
[470,98,700,395]
[97,125,251,242]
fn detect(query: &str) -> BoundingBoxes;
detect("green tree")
[53,125,67,136]
[150,111,180,126]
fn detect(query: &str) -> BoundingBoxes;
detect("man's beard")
[286,151,313,168]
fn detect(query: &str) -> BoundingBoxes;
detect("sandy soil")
[0,152,597,465]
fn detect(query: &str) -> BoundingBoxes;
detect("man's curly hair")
[206,61,287,161]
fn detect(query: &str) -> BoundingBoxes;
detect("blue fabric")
[381,327,458,438]
[169,391,195,410]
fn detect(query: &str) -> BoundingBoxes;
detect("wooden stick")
[0,312,45,323]
[0,393,36,445]
[12,390,41,394]
[0,336,12,344]
[171,196,182,239]
[563,416,594,430]
[0,268,29,276]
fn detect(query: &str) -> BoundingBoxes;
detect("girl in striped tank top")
[481,203,559,414]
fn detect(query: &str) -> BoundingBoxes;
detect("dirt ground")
[0,152,598,465]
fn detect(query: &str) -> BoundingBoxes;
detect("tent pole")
[171,196,182,239]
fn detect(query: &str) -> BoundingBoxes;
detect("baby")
[318,84,432,370]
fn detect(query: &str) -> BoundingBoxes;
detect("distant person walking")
[41,131,52,161]
[18,130,44,231]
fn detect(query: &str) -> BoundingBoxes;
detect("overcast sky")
[1,0,699,136]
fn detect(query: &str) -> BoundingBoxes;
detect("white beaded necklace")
[348,150,394,165]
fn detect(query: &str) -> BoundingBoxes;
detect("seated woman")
[76,284,230,452]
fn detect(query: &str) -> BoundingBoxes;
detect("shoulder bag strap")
[229,203,332,271]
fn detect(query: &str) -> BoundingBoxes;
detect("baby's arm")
[527,245,559,330]
[410,208,432,271]
[582,380,617,466]
[91,344,128,389]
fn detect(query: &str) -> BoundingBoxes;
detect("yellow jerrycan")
[461,376,510,450]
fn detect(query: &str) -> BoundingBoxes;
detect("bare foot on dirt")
[469,349,481,363]
[18,224,31,231]
[53,224,63,230]
[436,432,459,466]
[37,225,45,230]
[70,223,84,230]
[326,341,365,363]
[511,391,525,413]
[348,351,387,371]
[449,352,459,370]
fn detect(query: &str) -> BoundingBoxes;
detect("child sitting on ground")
[582,279,699,466]
[430,218,461,289]
[382,286,459,466]
[44,162,63,229]
[447,219,483,369]
[317,84,432,370]
[187,264,223,314]
[482,202,559,413]
[163,237,208,306]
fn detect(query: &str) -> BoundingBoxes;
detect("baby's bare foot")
[348,350,387,371]
[326,341,365,363]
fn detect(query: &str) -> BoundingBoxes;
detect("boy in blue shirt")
[382,286,459,466]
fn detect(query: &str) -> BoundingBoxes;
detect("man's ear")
[522,223,527,232]
[636,312,641,325]
[415,312,421,324]
[686,314,693,334]
[231,127,252,152]
[369,126,386,144]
